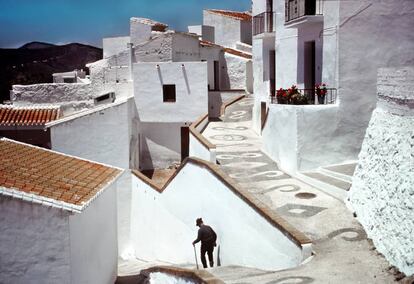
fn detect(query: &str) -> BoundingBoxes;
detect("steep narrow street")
[202,97,395,283]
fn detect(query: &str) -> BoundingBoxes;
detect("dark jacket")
[193,225,217,245]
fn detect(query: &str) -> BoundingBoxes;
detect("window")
[63,77,75,83]
[94,92,116,105]
[163,85,176,103]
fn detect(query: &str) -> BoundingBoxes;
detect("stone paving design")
[202,96,396,283]
[276,204,327,218]
[327,228,367,242]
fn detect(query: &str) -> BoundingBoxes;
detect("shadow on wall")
[296,23,324,88]
[129,98,140,170]
[139,133,154,170]
[138,122,188,170]
[182,66,191,94]
[220,53,231,90]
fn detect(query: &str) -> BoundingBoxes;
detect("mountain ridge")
[0,42,103,103]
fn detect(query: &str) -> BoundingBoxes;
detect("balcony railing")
[270,88,337,105]
[253,12,275,36]
[285,0,323,23]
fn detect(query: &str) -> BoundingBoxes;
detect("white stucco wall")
[208,91,245,118]
[50,100,130,169]
[172,33,201,62]
[0,197,71,283]
[138,122,186,170]
[134,33,173,63]
[252,35,275,133]
[203,11,243,48]
[335,0,414,162]
[129,162,303,271]
[130,18,152,46]
[11,83,95,105]
[240,20,253,45]
[252,0,267,15]
[69,181,118,284]
[133,62,208,123]
[188,25,215,42]
[200,45,223,91]
[262,104,339,172]
[263,0,414,168]
[189,134,214,163]
[117,172,134,258]
[103,36,130,58]
[221,53,250,90]
[348,67,414,276]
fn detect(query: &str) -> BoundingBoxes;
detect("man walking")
[192,218,217,268]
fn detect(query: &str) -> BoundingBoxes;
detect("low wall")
[11,83,95,104]
[208,91,245,118]
[189,115,216,163]
[48,100,130,169]
[262,104,339,172]
[348,67,414,276]
[128,158,310,271]
[221,53,250,91]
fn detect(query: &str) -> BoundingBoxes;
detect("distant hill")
[19,41,56,50]
[0,42,103,103]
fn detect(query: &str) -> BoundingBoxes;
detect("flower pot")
[318,95,325,104]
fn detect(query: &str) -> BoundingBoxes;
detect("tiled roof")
[200,40,252,59]
[0,139,122,212]
[0,105,61,126]
[130,17,168,29]
[206,9,252,21]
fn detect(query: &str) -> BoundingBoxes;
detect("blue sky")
[0,0,251,48]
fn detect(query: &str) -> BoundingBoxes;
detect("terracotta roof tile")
[207,9,252,21]
[0,106,61,126]
[0,139,122,210]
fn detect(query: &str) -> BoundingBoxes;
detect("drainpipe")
[127,42,134,81]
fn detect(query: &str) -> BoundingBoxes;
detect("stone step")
[319,162,357,183]
[297,171,351,202]
[209,266,275,283]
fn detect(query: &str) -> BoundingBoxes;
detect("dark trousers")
[200,242,214,268]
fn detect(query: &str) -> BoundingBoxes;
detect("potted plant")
[315,83,327,104]
[276,88,288,104]
[289,85,308,105]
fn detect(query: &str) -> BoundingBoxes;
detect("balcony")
[285,0,323,28]
[270,88,337,105]
[253,12,275,36]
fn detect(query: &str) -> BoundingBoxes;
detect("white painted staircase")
[297,162,357,202]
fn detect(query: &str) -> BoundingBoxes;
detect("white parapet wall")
[128,159,307,271]
[189,115,216,163]
[11,83,95,105]
[103,36,131,58]
[348,67,414,276]
[48,99,131,169]
[262,103,339,172]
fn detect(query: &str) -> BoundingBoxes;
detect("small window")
[163,85,176,103]
[94,92,115,105]
[63,77,75,83]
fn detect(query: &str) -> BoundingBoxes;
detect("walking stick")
[193,244,199,270]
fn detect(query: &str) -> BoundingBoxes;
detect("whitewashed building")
[256,0,414,173]
[203,9,252,49]
[0,138,123,284]
[8,12,253,170]
[52,69,87,83]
